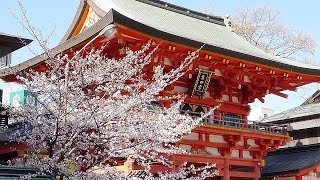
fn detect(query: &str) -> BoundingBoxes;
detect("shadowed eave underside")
[0,33,32,58]
[262,143,320,177]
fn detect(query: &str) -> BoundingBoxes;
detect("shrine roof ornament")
[1,0,320,80]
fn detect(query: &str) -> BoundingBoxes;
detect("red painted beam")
[230,171,257,178]
[179,139,229,148]
[195,126,290,140]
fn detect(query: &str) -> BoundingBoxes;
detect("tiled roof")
[91,0,320,74]
[0,122,32,142]
[2,0,320,79]
[0,166,54,179]
[262,143,320,176]
[302,90,320,105]
[262,102,320,123]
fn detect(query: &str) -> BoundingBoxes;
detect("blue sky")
[1,0,320,113]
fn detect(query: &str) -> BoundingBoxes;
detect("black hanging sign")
[191,69,213,98]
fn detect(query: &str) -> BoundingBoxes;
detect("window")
[180,103,206,117]
[0,53,11,66]
[223,113,241,127]
[181,103,192,112]
[194,106,205,117]
[290,127,320,140]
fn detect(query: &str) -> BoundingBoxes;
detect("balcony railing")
[180,110,288,135]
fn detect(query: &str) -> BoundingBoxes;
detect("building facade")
[261,91,320,179]
[0,33,32,67]
[263,90,320,148]
[1,0,320,179]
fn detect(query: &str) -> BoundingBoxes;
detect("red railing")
[180,110,287,135]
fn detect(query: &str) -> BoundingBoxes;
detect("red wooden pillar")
[222,158,230,180]
[253,162,260,180]
[214,109,221,124]
[242,113,248,124]
[296,176,302,180]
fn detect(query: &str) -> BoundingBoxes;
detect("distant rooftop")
[262,90,320,123]
[262,143,320,177]
[0,33,32,58]
[262,103,320,123]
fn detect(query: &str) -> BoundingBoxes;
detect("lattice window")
[223,113,241,127]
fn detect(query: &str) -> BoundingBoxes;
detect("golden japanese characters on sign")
[191,69,213,98]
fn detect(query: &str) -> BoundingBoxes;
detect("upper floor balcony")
[180,110,288,135]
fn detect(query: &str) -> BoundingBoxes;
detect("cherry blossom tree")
[10,43,217,179]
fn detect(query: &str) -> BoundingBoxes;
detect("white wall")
[282,137,320,148]
[289,119,320,130]
[248,107,275,121]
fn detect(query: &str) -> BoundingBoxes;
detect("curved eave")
[0,10,115,82]
[262,144,320,177]
[110,10,320,77]
[60,0,107,43]
[0,33,32,56]
[60,0,88,43]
